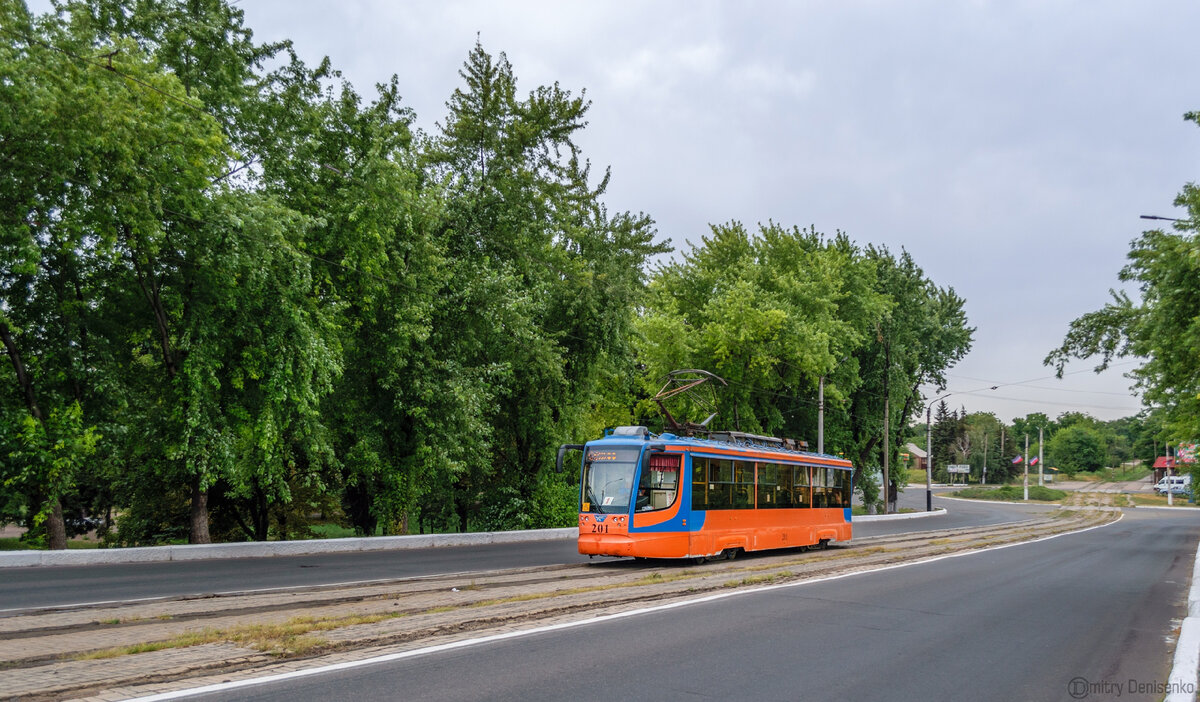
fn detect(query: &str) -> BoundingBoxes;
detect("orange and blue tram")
[557,426,853,560]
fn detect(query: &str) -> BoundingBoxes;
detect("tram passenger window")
[793,465,811,507]
[776,465,793,507]
[709,459,734,509]
[812,468,829,508]
[757,463,777,508]
[692,457,707,510]
[636,453,680,512]
[833,469,851,507]
[830,468,849,506]
[732,461,753,509]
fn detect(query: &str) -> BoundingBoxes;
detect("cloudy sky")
[231,1,1198,422]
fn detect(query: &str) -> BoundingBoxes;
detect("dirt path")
[1061,491,1134,508]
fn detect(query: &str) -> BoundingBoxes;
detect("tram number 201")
[590,523,609,533]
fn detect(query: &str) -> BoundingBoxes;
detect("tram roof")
[588,429,853,469]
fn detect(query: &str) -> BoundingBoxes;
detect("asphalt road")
[0,493,1052,612]
[192,508,1200,702]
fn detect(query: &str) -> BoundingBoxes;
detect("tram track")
[1,508,1115,701]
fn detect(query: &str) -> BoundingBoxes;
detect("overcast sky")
[227,2,1199,423]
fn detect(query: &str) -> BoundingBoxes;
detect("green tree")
[638,222,886,439]
[3,0,349,545]
[963,412,1003,483]
[425,42,666,531]
[845,246,972,496]
[1048,425,1106,477]
[0,1,163,547]
[1047,111,1200,446]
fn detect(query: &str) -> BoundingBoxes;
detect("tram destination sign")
[946,464,971,474]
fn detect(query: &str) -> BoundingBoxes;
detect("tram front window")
[581,447,641,514]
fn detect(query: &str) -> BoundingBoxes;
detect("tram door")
[636,453,681,512]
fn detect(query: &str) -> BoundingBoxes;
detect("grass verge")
[75,613,403,660]
[0,537,102,551]
[950,485,1066,502]
[1130,494,1200,508]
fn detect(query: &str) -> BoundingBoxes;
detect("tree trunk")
[47,499,67,550]
[189,475,211,544]
[1,323,69,549]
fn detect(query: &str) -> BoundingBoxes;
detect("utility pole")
[1038,426,1044,487]
[817,375,825,455]
[883,394,890,514]
[1000,425,1006,469]
[1168,441,1174,507]
[982,432,988,485]
[1024,434,1030,501]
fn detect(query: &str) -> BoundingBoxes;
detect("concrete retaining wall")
[0,505,951,568]
[1165,539,1200,701]
[0,528,577,568]
[854,508,947,522]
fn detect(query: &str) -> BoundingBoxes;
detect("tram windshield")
[581,447,641,514]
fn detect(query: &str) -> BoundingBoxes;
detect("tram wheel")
[691,556,708,565]
[818,539,830,550]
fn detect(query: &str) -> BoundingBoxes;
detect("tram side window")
[708,459,734,509]
[813,468,850,507]
[774,464,791,508]
[825,468,844,506]
[833,468,852,507]
[793,465,811,507]
[757,463,777,508]
[636,453,680,512]
[732,461,754,508]
[812,467,830,508]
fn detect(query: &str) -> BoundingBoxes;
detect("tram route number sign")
[947,464,971,474]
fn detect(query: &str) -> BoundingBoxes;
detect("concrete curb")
[0,528,577,569]
[1165,539,1200,702]
[854,508,947,522]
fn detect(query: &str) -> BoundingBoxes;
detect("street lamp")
[924,385,998,511]
[925,394,952,512]
[1140,214,1184,222]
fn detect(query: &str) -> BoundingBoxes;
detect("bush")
[472,474,579,532]
[952,485,1066,502]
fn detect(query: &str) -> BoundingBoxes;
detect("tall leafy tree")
[638,222,887,441]
[1048,425,1106,477]
[0,2,183,547]
[3,0,348,545]
[425,42,665,530]
[845,246,973,493]
[1047,110,1200,446]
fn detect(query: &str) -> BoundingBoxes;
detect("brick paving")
[3,643,258,699]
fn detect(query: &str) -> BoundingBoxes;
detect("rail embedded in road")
[0,510,1117,701]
